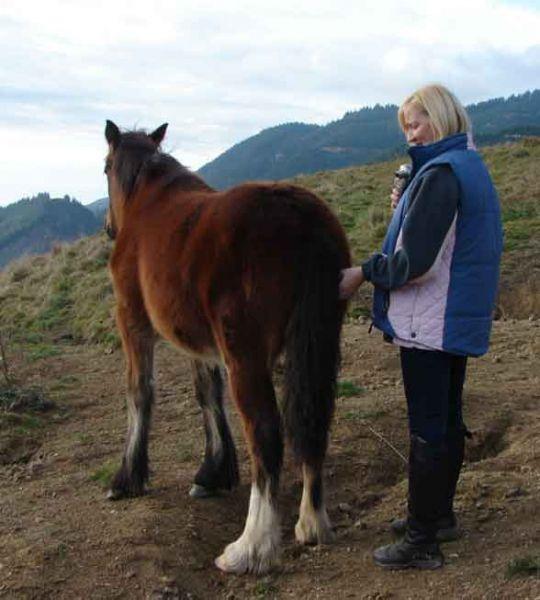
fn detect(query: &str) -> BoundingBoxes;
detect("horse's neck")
[142,154,213,193]
[130,174,213,212]
[162,169,214,192]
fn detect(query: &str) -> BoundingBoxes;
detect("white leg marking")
[295,466,335,545]
[204,404,223,460]
[215,482,281,574]
[188,405,224,497]
[125,398,142,472]
[107,396,143,499]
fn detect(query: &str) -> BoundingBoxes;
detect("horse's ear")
[149,123,168,146]
[105,120,121,149]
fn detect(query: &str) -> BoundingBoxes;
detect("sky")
[1,0,539,206]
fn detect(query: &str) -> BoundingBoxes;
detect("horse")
[103,120,351,575]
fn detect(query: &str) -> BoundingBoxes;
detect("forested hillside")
[199,89,540,188]
[0,193,100,268]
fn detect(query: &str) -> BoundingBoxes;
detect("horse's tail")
[282,230,348,467]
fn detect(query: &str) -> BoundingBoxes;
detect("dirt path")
[0,320,539,599]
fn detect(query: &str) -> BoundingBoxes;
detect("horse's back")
[214,182,350,266]
[128,180,349,269]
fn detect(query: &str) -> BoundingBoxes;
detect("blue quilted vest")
[371,133,503,357]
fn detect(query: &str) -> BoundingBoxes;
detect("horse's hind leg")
[295,459,335,545]
[108,309,155,500]
[189,360,239,498]
[215,360,283,575]
[291,418,335,544]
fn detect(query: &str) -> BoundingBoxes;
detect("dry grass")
[0,233,117,350]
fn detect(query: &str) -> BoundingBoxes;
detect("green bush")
[506,555,540,579]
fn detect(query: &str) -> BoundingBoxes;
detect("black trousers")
[399,347,468,445]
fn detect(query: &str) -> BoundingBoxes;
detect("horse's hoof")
[214,552,275,575]
[107,488,125,501]
[107,483,147,501]
[189,484,218,498]
[214,554,241,574]
[214,540,278,575]
[214,551,251,575]
[295,517,336,545]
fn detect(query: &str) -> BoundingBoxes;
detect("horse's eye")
[104,159,112,174]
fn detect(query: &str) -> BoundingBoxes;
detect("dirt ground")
[0,319,538,599]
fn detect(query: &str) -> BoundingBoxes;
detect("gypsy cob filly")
[103,120,350,574]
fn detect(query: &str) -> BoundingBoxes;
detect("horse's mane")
[115,130,212,198]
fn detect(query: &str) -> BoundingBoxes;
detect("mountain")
[0,193,101,268]
[85,197,109,220]
[198,89,540,189]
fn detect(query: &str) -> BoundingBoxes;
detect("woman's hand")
[339,267,365,299]
[390,187,401,209]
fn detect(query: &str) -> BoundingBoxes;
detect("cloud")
[0,0,539,204]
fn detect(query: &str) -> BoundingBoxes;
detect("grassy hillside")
[292,136,540,319]
[0,138,538,356]
[0,236,115,355]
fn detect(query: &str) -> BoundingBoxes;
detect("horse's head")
[103,120,168,240]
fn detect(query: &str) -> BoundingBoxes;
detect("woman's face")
[402,103,436,146]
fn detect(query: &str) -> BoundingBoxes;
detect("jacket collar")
[408,133,468,175]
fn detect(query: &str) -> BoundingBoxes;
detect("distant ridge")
[4,90,539,268]
[198,89,540,189]
[86,197,109,220]
[0,193,100,268]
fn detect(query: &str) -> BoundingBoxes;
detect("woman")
[340,84,503,570]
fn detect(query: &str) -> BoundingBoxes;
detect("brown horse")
[103,120,351,575]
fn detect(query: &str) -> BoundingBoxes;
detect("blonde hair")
[398,84,471,141]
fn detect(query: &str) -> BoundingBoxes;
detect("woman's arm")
[361,165,460,291]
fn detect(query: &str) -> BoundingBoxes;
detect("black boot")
[373,534,443,570]
[441,426,466,524]
[389,428,466,542]
[390,514,459,542]
[374,435,445,570]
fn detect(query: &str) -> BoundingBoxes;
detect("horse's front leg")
[189,360,239,498]
[108,306,155,500]
[215,361,283,575]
